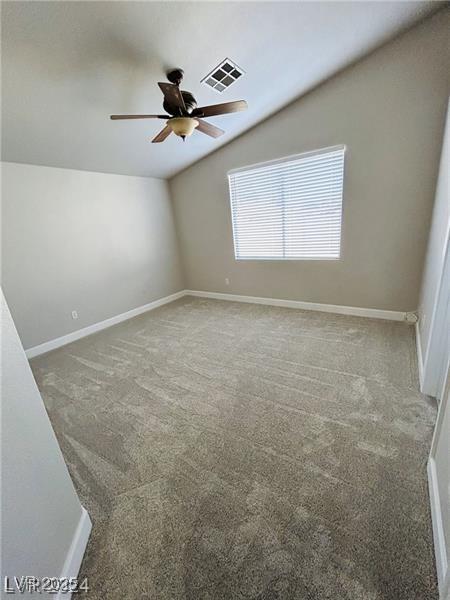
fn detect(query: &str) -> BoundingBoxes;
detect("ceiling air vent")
[202,59,244,93]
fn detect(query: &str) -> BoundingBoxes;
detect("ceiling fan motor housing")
[163,90,197,116]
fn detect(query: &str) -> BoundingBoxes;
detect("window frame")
[227,144,346,262]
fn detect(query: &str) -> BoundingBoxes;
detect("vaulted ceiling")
[2,1,438,178]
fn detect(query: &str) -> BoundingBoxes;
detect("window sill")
[234,257,341,262]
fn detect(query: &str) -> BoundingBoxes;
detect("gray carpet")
[30,296,438,599]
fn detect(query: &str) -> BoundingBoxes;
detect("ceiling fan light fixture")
[168,117,198,138]
[110,69,248,144]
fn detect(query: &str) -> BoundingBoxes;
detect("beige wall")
[1,162,184,349]
[170,10,450,312]
[1,290,88,591]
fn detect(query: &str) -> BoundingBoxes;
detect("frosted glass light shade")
[168,117,198,138]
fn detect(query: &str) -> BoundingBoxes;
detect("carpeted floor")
[30,296,438,599]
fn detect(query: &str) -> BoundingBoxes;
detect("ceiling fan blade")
[195,119,225,139]
[151,125,172,143]
[158,82,186,113]
[192,100,247,118]
[110,114,168,120]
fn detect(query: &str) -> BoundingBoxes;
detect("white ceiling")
[2,1,437,179]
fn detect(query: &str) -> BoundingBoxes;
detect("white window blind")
[228,145,345,260]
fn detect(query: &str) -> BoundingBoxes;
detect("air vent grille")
[202,59,244,93]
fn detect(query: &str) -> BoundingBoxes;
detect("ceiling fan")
[110,68,248,143]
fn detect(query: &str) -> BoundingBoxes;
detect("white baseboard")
[57,507,92,600]
[26,289,408,359]
[186,290,407,321]
[428,458,449,599]
[416,321,425,391]
[25,291,186,358]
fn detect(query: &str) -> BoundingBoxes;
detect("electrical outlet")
[225,278,230,286]
[71,310,78,320]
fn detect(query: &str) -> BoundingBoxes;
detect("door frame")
[428,364,450,598]
[422,234,450,400]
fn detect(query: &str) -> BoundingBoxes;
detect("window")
[228,145,345,260]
